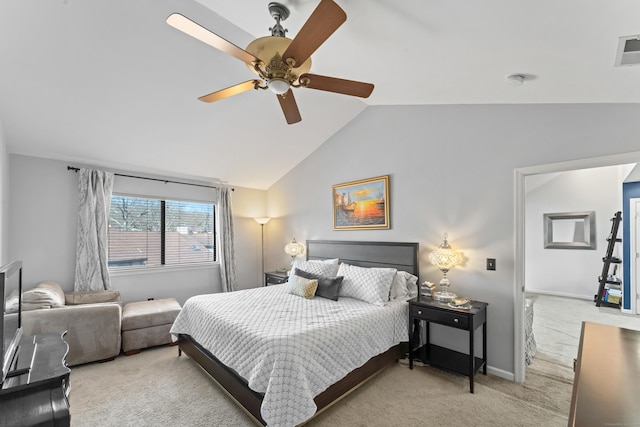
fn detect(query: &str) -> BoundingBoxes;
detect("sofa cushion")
[65,290,121,305]
[22,302,122,366]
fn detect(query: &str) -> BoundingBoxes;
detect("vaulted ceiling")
[1,1,639,189]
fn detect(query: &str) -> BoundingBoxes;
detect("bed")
[171,240,419,426]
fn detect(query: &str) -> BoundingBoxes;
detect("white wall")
[265,103,640,378]
[227,186,270,289]
[624,163,640,183]
[8,154,267,305]
[525,165,632,298]
[0,121,8,266]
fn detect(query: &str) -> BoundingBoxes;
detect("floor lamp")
[254,217,271,284]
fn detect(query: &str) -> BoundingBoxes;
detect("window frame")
[108,193,217,272]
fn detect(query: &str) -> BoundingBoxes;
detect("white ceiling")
[1,0,639,189]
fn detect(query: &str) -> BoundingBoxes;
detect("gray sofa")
[21,281,122,366]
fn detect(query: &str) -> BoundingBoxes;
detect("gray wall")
[525,165,632,298]
[265,103,640,378]
[8,154,267,305]
[0,121,8,266]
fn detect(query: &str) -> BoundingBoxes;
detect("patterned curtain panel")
[74,168,114,291]
[217,186,237,292]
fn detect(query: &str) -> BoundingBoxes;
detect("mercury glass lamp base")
[432,291,457,302]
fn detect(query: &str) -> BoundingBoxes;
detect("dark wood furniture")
[0,333,71,426]
[568,322,640,427]
[264,271,288,286]
[177,240,419,426]
[408,296,488,393]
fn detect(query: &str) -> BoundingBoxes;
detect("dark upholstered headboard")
[306,240,419,277]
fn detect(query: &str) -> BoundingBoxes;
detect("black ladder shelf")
[595,211,622,308]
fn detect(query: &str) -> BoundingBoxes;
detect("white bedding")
[170,283,409,427]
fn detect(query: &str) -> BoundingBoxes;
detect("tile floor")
[527,293,640,367]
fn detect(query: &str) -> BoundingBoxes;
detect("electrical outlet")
[486,258,496,271]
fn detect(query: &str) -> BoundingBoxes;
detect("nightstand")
[264,271,288,286]
[408,296,488,393]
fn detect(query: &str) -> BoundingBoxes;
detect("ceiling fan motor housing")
[245,37,312,85]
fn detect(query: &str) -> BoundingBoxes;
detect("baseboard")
[526,289,593,301]
[486,365,514,381]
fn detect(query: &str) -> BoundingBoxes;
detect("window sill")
[109,263,219,277]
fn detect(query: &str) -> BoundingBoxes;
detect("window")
[108,195,215,269]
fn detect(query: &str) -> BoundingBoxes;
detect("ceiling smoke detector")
[505,74,525,86]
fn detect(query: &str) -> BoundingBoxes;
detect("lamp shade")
[428,233,463,302]
[284,238,305,258]
[254,217,272,225]
[428,233,462,272]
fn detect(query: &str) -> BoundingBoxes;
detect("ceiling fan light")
[269,78,290,94]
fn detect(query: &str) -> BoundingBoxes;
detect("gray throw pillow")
[293,268,344,301]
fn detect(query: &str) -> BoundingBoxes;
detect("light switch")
[486,258,496,271]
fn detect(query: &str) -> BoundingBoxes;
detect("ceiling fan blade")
[282,0,346,67]
[276,90,302,125]
[167,13,262,65]
[300,73,374,98]
[198,80,260,103]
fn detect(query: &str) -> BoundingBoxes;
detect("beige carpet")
[69,346,571,427]
[527,293,640,369]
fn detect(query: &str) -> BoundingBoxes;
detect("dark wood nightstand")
[264,271,288,286]
[408,296,488,393]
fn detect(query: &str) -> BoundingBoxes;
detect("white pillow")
[390,271,419,301]
[337,263,396,306]
[288,275,318,299]
[22,281,66,308]
[291,259,339,277]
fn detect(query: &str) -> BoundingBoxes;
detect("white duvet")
[170,284,409,427]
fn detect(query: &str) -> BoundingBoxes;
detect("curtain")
[217,186,237,292]
[74,168,114,291]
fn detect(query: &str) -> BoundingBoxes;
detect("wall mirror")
[543,211,596,249]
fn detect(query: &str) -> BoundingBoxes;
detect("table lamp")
[284,238,305,270]
[428,233,463,302]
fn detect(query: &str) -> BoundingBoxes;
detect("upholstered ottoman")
[121,298,181,355]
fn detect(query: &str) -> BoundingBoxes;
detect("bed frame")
[177,240,419,425]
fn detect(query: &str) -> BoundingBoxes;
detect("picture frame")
[333,175,390,230]
[543,211,596,249]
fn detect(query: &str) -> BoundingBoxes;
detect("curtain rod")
[67,166,233,191]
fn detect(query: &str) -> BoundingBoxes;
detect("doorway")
[630,197,640,314]
[514,151,640,383]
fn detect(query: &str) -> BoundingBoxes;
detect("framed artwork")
[543,211,596,249]
[333,175,390,230]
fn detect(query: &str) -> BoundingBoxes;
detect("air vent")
[615,35,640,67]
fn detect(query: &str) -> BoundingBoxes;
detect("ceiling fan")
[166,0,374,125]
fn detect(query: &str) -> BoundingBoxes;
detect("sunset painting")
[333,175,390,230]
